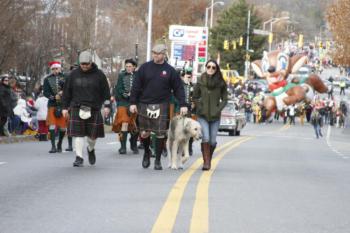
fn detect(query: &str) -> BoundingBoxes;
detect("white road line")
[107,142,118,145]
[326,125,348,160]
[0,162,7,165]
[326,125,331,141]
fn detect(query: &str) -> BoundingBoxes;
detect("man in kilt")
[129,44,187,170]
[181,67,195,155]
[112,59,139,155]
[62,51,111,167]
[43,61,67,153]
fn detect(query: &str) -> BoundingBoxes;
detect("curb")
[0,135,37,144]
[0,125,113,144]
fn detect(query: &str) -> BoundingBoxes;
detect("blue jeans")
[197,117,220,146]
[313,124,322,138]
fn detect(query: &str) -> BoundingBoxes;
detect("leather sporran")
[79,105,91,120]
[146,104,160,119]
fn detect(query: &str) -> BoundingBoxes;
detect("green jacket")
[43,72,66,107]
[114,71,136,107]
[193,73,228,121]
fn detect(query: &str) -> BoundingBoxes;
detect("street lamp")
[205,1,224,28]
[263,16,290,51]
[263,16,290,30]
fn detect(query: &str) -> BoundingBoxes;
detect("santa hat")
[27,99,34,107]
[49,61,61,69]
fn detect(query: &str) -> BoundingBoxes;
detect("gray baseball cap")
[79,51,93,63]
[152,44,167,54]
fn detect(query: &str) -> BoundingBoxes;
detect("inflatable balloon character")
[251,49,328,119]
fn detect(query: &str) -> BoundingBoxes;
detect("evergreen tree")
[210,0,266,75]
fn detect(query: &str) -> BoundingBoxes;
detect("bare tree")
[327,0,350,66]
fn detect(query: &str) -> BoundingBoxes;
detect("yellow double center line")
[151,136,253,233]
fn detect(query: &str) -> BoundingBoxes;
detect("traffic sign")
[253,29,270,36]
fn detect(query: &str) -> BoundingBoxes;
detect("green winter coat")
[193,73,228,121]
[43,73,66,107]
[114,71,135,107]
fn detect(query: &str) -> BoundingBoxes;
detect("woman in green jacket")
[193,60,228,170]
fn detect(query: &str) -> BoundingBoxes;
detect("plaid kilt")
[67,107,104,139]
[138,103,169,136]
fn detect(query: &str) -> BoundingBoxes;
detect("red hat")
[27,99,34,107]
[49,61,61,69]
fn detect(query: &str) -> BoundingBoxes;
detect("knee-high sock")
[75,137,84,158]
[87,137,96,152]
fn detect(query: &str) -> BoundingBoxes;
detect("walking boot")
[142,137,151,168]
[73,156,84,167]
[138,140,144,150]
[49,129,56,153]
[154,138,165,170]
[118,132,127,154]
[209,143,217,170]
[189,137,194,156]
[56,130,66,153]
[65,136,73,151]
[129,132,139,154]
[201,142,211,171]
[87,147,96,165]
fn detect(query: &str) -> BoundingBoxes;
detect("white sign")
[253,29,270,36]
[169,25,208,42]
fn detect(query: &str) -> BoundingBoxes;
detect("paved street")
[1,121,350,233]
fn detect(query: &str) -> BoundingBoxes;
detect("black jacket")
[0,84,13,117]
[62,63,111,109]
[130,61,186,107]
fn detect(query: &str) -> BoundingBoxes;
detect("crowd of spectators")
[0,69,348,138]
[226,79,348,128]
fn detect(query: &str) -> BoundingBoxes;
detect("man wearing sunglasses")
[129,44,187,170]
[62,50,111,167]
[43,61,67,153]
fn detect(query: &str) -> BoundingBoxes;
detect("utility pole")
[94,0,99,50]
[135,42,139,64]
[244,10,251,79]
[146,0,153,61]
[210,0,214,28]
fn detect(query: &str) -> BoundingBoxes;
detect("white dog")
[167,115,202,170]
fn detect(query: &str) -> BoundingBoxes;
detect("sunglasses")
[206,65,217,70]
[3,79,9,82]
[80,62,91,66]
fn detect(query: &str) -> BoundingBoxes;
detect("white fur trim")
[51,63,61,69]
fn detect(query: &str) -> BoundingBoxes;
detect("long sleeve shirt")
[130,61,186,107]
[62,63,111,110]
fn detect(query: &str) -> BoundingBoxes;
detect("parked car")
[222,69,246,85]
[219,100,246,136]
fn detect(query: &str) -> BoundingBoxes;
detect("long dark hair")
[204,59,226,88]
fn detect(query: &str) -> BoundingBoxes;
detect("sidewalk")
[0,125,113,144]
[0,134,37,144]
